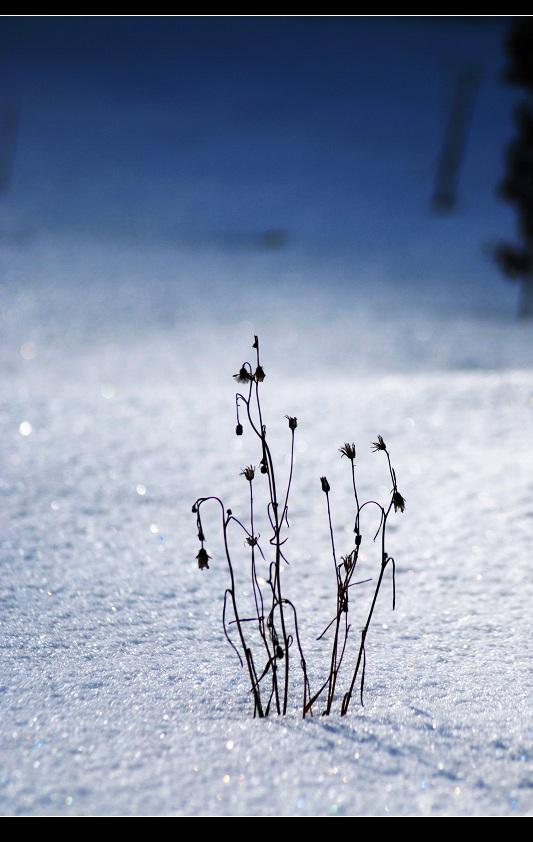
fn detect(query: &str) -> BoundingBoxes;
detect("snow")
[1,240,532,816]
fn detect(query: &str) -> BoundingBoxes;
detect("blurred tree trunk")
[494,21,533,319]
[519,266,533,319]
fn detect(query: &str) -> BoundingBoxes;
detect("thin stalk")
[281,428,295,526]
[253,342,290,715]
[249,478,279,715]
[340,498,392,717]
[282,598,312,718]
[324,490,342,713]
[196,496,264,717]
[238,359,290,713]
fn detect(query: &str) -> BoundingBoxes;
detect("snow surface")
[1,237,532,816]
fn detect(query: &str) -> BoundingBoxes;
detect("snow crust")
[1,246,532,815]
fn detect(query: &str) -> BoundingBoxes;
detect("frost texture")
[1,252,532,815]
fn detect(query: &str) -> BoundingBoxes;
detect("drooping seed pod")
[233,365,252,384]
[392,490,406,513]
[196,547,211,570]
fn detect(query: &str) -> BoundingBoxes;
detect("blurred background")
[0,16,531,370]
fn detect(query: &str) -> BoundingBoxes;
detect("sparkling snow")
[1,238,532,816]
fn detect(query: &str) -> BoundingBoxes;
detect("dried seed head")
[260,456,268,474]
[235,423,243,436]
[254,365,266,383]
[241,465,255,481]
[339,442,356,460]
[392,490,406,513]
[320,476,330,493]
[197,527,205,542]
[246,535,258,547]
[275,644,284,659]
[372,435,387,452]
[196,547,211,570]
[286,415,298,431]
[191,503,198,514]
[233,366,252,384]
[252,335,259,349]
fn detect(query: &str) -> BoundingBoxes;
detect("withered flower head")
[372,435,387,452]
[246,535,258,547]
[196,547,211,570]
[392,490,406,513]
[339,442,356,461]
[254,365,266,383]
[235,423,243,436]
[286,415,298,431]
[233,365,252,384]
[241,465,255,481]
[320,476,330,493]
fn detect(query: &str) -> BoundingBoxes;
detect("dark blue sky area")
[0,17,521,296]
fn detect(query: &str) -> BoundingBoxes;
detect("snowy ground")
[1,237,532,816]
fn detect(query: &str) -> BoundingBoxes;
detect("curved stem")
[249,480,279,714]
[195,496,264,717]
[340,499,393,716]
[282,598,312,718]
[281,429,295,527]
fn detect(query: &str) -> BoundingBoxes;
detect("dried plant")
[192,336,405,717]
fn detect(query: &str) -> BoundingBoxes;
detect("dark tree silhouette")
[494,19,533,319]
[432,67,479,213]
